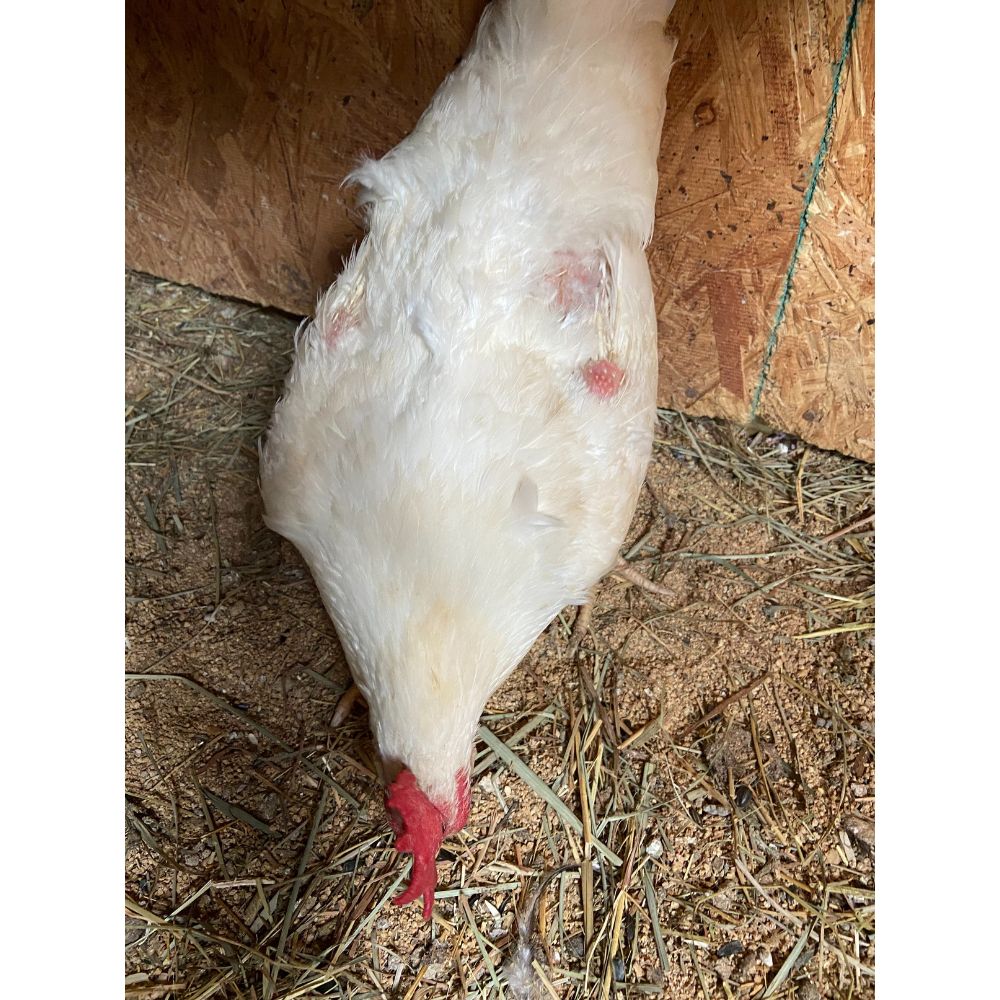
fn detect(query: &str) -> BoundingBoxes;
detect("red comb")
[385,769,446,920]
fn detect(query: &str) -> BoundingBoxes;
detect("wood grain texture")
[126,0,483,309]
[126,0,874,459]
[655,0,874,459]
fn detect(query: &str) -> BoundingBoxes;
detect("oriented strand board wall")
[654,0,873,459]
[126,0,874,460]
[126,0,482,306]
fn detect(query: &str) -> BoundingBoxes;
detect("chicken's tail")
[469,0,679,244]
[530,0,677,35]
[482,0,677,71]
[479,0,677,66]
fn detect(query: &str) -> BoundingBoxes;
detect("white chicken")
[261,0,678,919]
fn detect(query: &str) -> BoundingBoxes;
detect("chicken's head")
[384,766,471,919]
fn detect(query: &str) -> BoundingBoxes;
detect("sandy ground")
[125,270,874,999]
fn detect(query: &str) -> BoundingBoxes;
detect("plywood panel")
[126,0,874,459]
[126,0,484,307]
[655,0,874,459]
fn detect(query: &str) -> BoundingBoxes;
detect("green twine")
[748,0,863,420]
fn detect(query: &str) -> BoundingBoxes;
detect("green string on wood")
[748,0,864,421]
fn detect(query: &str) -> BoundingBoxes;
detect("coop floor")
[125,271,874,1000]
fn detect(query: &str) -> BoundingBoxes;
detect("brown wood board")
[126,0,874,460]
[126,0,484,308]
[655,0,874,460]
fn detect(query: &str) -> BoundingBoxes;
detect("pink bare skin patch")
[583,359,624,399]
[544,250,605,315]
[322,307,353,349]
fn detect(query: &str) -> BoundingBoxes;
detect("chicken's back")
[261,0,677,804]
